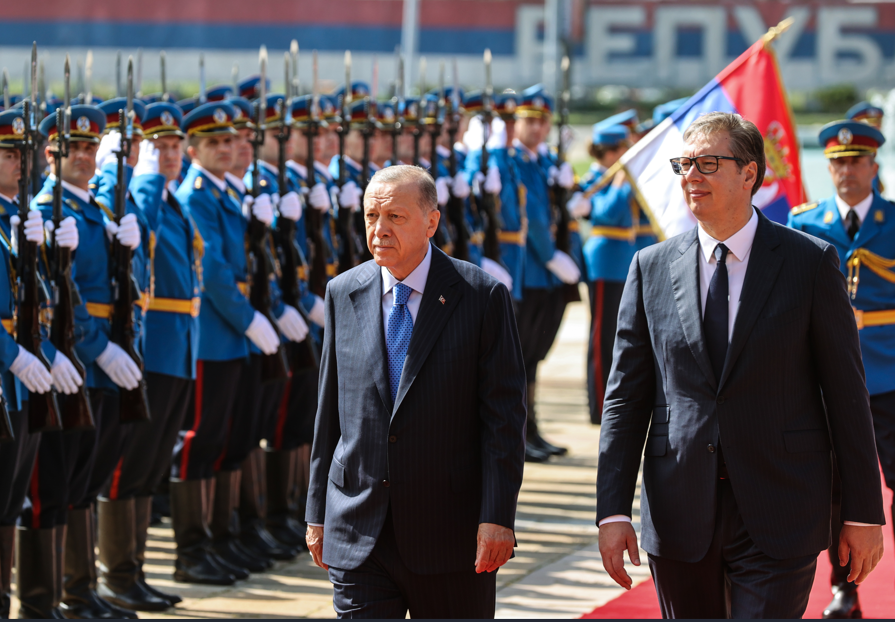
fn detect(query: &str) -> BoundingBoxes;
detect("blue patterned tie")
[386,283,414,404]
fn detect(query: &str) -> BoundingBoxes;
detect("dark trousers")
[265,367,319,450]
[649,478,816,619]
[328,506,496,619]
[108,373,193,499]
[0,406,39,525]
[171,359,242,481]
[516,288,567,384]
[828,389,895,586]
[85,389,130,507]
[586,280,625,425]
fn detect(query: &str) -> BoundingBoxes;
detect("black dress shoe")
[525,444,551,463]
[97,579,172,612]
[173,547,236,586]
[823,584,862,619]
[266,516,307,549]
[60,589,139,619]
[529,432,568,456]
[138,577,182,605]
[232,539,275,570]
[211,538,264,574]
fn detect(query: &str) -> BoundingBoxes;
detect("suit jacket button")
[382,480,390,488]
[389,435,397,443]
[707,444,715,453]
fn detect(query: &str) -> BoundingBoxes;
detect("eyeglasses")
[669,155,743,175]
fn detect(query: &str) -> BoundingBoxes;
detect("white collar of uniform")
[286,160,307,178]
[419,157,431,169]
[453,142,467,155]
[47,175,94,204]
[697,207,759,264]
[224,171,246,194]
[381,242,432,300]
[835,192,874,224]
[314,161,332,181]
[192,164,227,192]
[369,161,381,173]
[0,191,14,205]
[537,142,549,157]
[258,160,277,176]
[512,138,538,160]
[436,144,451,159]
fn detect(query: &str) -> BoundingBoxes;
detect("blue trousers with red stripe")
[586,280,625,425]
[170,359,242,481]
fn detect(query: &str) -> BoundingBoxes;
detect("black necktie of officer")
[845,209,860,241]
[704,243,730,382]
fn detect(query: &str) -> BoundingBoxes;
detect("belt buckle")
[853,307,864,330]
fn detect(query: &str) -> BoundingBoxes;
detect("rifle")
[160,51,168,102]
[2,70,9,109]
[110,57,151,424]
[426,63,451,253]
[249,46,289,384]
[445,60,469,261]
[31,58,44,199]
[412,58,424,167]
[335,51,359,272]
[273,60,318,373]
[477,49,501,263]
[551,55,581,304]
[303,51,330,299]
[355,56,377,263]
[390,49,403,167]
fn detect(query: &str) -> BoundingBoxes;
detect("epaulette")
[37,194,52,205]
[194,177,203,190]
[790,201,819,216]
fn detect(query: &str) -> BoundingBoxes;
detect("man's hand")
[306,524,328,571]
[475,523,514,574]
[840,524,884,585]
[599,521,641,590]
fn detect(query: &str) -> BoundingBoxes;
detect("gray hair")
[367,165,438,213]
[683,112,766,196]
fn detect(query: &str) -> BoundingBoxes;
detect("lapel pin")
[439,295,446,305]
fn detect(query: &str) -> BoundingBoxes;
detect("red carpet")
[583,471,894,619]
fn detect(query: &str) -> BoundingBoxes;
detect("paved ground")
[12,287,644,618]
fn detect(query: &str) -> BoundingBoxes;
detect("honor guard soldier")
[569,116,657,425]
[206,85,233,103]
[847,101,886,194]
[29,103,142,620]
[329,82,370,207]
[788,120,895,619]
[237,75,271,103]
[0,108,75,619]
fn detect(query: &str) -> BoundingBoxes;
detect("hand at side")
[306,524,328,571]
[840,524,884,585]
[475,523,514,573]
[599,521,641,589]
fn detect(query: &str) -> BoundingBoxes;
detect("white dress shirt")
[835,192,873,227]
[46,176,95,204]
[380,243,432,338]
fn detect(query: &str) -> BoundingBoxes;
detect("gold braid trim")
[848,248,895,299]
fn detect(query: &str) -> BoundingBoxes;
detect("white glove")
[96,342,142,390]
[546,250,581,285]
[485,165,502,194]
[278,191,302,222]
[339,181,362,212]
[9,346,52,394]
[566,192,591,218]
[132,141,160,177]
[245,311,279,355]
[275,305,309,343]
[486,118,508,150]
[451,174,471,200]
[48,216,80,250]
[244,194,273,226]
[481,257,513,293]
[96,132,122,170]
[12,210,45,245]
[308,183,330,213]
[557,162,575,189]
[308,295,325,328]
[106,213,141,250]
[435,177,450,206]
[51,351,83,395]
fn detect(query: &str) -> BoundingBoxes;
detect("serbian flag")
[606,21,806,239]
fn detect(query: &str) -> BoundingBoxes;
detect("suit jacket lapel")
[392,247,463,420]
[349,263,393,413]
[719,211,783,390]
[669,228,717,391]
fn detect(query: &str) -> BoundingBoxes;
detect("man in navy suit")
[305,165,526,618]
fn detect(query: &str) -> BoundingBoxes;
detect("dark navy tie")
[386,283,414,404]
[704,243,730,382]
[845,209,860,241]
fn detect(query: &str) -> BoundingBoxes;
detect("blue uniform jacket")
[0,195,25,409]
[177,165,253,362]
[513,146,560,290]
[788,192,895,395]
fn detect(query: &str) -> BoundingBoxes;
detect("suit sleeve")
[305,281,341,525]
[476,281,526,529]
[810,244,885,525]
[596,251,656,524]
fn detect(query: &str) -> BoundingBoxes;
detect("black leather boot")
[96,497,171,612]
[60,506,137,619]
[208,471,259,576]
[0,525,13,618]
[170,479,235,586]
[238,453,296,561]
[823,584,861,619]
[15,526,63,619]
[134,495,181,605]
[526,383,568,457]
[265,449,307,549]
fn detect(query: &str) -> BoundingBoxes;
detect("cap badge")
[12,117,25,135]
[212,108,227,124]
[533,96,545,109]
[838,128,853,145]
[76,116,91,132]
[160,111,174,126]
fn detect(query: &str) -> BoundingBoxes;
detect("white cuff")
[843,521,881,527]
[598,515,632,527]
[307,523,323,527]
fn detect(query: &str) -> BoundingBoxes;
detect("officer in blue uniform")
[788,120,894,619]
[0,108,79,619]
[29,103,143,620]
[329,83,368,229]
[569,118,657,425]
[512,86,580,462]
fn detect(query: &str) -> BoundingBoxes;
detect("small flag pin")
[439,295,446,305]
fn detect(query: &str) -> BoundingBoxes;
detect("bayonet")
[64,54,71,113]
[136,48,143,97]
[75,59,83,101]
[311,50,319,121]
[283,53,290,104]
[85,50,93,103]
[115,51,122,97]
[198,53,206,103]
[125,56,134,145]
[160,51,167,102]
[451,58,459,116]
[231,63,239,94]
[1,71,8,110]
[37,59,45,112]
[371,55,378,102]
[258,45,267,112]
[418,56,426,97]
[290,40,299,98]
[344,51,351,106]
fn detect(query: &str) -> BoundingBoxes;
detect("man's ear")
[743,161,758,191]
[426,207,441,238]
